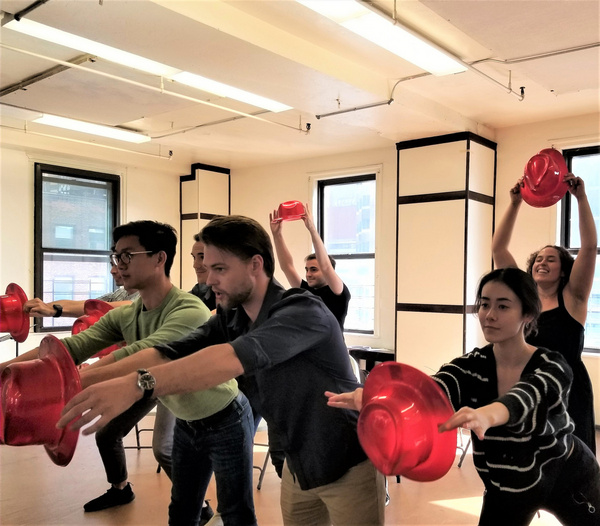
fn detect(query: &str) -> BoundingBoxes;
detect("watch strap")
[52,304,63,318]
[137,369,155,399]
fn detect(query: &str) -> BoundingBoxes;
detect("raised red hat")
[521,148,569,208]
[0,283,29,343]
[358,362,456,481]
[72,299,125,359]
[0,335,81,466]
[276,201,305,222]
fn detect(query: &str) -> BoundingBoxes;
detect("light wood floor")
[1,416,597,525]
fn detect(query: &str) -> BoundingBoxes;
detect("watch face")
[138,373,156,391]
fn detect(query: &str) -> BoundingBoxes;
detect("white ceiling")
[1,0,599,170]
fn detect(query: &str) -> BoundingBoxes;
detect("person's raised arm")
[302,204,344,295]
[269,210,302,287]
[563,175,597,322]
[492,182,523,269]
[57,343,244,435]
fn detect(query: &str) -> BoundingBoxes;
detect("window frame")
[316,172,377,335]
[34,163,120,332]
[560,145,600,353]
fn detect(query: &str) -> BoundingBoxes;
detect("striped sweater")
[433,344,574,493]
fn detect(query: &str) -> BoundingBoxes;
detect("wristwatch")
[136,369,156,399]
[52,304,63,317]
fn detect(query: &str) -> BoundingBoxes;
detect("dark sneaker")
[199,501,214,526]
[83,483,135,512]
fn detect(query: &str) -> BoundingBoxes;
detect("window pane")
[42,253,113,328]
[322,179,376,255]
[335,258,375,332]
[584,254,600,350]
[568,153,600,248]
[42,174,113,251]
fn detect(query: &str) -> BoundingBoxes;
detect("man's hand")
[565,173,586,200]
[325,388,363,412]
[301,203,317,233]
[23,298,55,317]
[57,373,142,435]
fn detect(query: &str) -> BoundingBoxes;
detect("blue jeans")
[169,392,257,526]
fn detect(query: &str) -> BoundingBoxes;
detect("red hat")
[521,148,569,208]
[358,362,456,481]
[0,335,81,466]
[0,283,29,343]
[72,300,125,359]
[276,201,305,222]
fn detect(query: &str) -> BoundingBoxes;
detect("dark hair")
[475,268,541,337]
[305,253,336,269]
[113,220,177,277]
[200,215,275,278]
[193,232,201,242]
[526,245,574,293]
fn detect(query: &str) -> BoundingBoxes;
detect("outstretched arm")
[23,298,86,318]
[325,388,363,411]
[302,204,344,295]
[563,175,597,323]
[438,402,509,440]
[270,210,302,287]
[492,182,523,269]
[57,343,244,435]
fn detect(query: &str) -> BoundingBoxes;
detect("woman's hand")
[325,388,363,412]
[509,180,523,206]
[438,402,509,440]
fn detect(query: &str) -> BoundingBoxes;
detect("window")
[318,174,376,333]
[34,164,120,331]
[561,146,600,352]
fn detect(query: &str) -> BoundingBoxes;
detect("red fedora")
[72,299,124,359]
[521,148,569,208]
[358,362,456,481]
[0,283,29,343]
[276,201,305,222]
[0,335,81,466]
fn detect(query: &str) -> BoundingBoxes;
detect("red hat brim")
[358,362,456,481]
[0,335,81,466]
[1,283,30,343]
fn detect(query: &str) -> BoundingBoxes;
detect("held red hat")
[0,335,81,466]
[276,201,305,222]
[358,362,456,482]
[0,283,29,343]
[72,299,125,359]
[521,148,569,208]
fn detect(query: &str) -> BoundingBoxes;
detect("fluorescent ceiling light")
[33,114,151,143]
[4,17,292,112]
[172,72,292,113]
[297,0,467,76]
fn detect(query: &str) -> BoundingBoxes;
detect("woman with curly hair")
[492,172,597,453]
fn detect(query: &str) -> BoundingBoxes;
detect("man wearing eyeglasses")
[1,220,256,525]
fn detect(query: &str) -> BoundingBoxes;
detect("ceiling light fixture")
[296,0,467,76]
[3,17,292,112]
[33,114,151,143]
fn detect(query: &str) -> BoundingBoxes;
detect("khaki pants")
[280,459,385,526]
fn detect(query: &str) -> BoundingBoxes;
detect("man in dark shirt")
[189,233,216,311]
[59,215,385,525]
[270,204,351,331]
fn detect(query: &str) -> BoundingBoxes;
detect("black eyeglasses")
[110,251,153,266]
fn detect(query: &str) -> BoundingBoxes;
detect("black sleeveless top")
[527,291,596,453]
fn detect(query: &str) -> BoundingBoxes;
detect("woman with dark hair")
[327,268,600,525]
[492,173,597,453]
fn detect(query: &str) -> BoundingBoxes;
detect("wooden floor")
[1,417,597,525]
